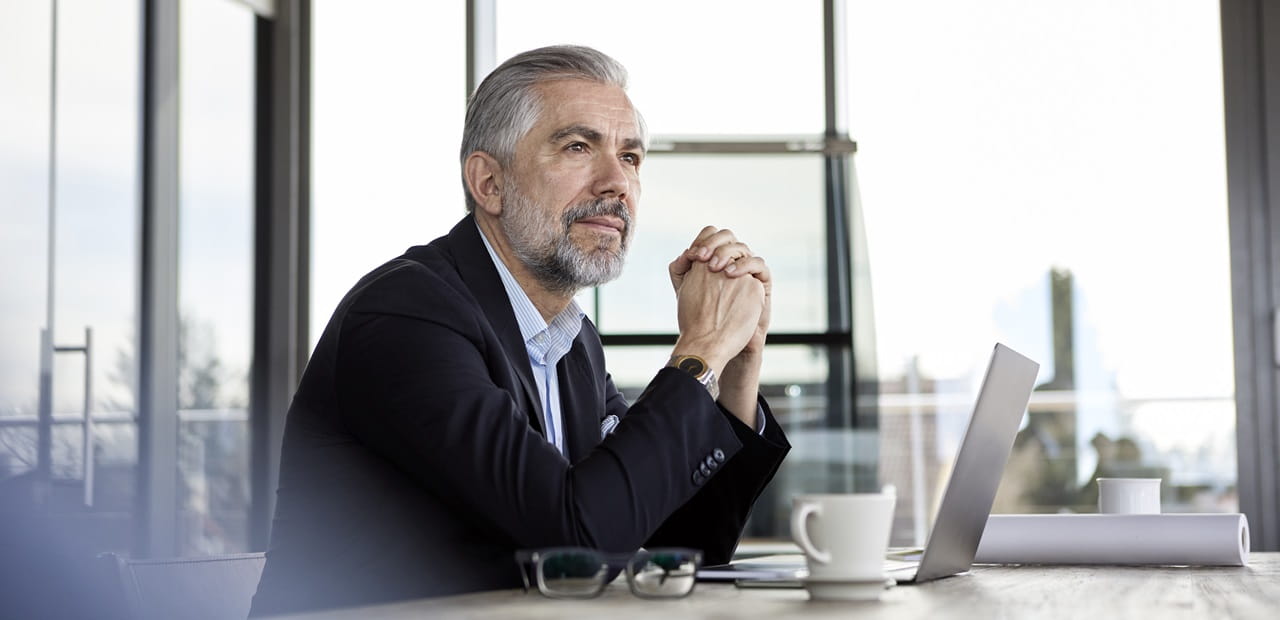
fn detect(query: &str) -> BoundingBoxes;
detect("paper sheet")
[974,513,1250,566]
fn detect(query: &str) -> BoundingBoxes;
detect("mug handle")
[790,502,831,564]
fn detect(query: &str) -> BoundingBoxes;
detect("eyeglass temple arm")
[514,550,537,592]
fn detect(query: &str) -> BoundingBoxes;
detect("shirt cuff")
[755,403,766,435]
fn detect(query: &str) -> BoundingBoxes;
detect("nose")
[591,154,631,200]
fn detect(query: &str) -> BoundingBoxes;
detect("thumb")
[668,250,697,291]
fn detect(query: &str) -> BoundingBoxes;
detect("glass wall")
[176,0,256,554]
[0,0,1248,567]
[494,0,856,539]
[1,0,260,561]
[0,0,141,556]
[846,0,1236,544]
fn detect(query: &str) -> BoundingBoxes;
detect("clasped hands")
[667,226,771,424]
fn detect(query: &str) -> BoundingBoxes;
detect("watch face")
[676,356,707,377]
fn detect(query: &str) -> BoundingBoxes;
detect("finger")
[722,255,767,279]
[683,226,719,260]
[687,227,739,261]
[707,241,754,271]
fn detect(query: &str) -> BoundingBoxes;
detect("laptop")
[699,343,1039,585]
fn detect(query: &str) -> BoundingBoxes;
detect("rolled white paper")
[975,513,1250,566]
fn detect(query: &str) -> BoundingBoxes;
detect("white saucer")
[802,575,895,602]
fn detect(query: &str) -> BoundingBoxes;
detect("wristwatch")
[668,354,720,401]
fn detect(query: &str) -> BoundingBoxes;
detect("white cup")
[1097,477,1161,514]
[790,493,895,582]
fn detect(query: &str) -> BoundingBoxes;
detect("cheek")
[540,170,591,205]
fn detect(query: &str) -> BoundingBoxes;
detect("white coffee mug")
[790,493,895,582]
[1097,477,1161,514]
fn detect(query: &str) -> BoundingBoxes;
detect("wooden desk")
[281,553,1280,620]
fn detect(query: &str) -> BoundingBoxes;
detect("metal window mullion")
[644,138,856,156]
[466,0,496,98]
[250,0,310,551]
[1257,0,1280,555]
[600,333,852,347]
[825,0,874,493]
[1222,0,1280,552]
[824,0,857,435]
[824,0,848,137]
[234,0,276,18]
[138,0,181,559]
[36,0,60,502]
[824,156,853,424]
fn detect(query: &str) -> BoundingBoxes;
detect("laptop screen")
[913,343,1039,581]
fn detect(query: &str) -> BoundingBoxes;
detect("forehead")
[527,79,641,142]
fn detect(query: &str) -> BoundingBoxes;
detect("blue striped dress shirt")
[478,226,585,456]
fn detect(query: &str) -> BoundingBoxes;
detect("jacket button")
[704,455,717,469]
[713,448,726,463]
[699,463,712,477]
[692,471,705,485]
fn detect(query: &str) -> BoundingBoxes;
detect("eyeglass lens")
[626,550,700,598]
[537,549,609,598]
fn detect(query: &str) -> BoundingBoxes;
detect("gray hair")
[460,45,647,212]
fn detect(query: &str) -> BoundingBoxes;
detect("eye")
[566,142,587,153]
[620,152,641,166]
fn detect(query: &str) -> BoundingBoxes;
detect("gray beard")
[500,187,634,296]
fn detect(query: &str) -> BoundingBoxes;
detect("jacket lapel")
[445,216,546,431]
[558,334,605,463]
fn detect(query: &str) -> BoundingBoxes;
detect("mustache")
[561,198,632,233]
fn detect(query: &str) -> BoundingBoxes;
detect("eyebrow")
[549,124,646,154]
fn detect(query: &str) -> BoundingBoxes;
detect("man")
[250,45,790,616]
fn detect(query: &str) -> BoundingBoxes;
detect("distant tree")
[104,331,138,414]
[179,317,224,410]
[105,312,244,412]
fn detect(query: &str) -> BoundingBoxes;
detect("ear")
[463,151,505,216]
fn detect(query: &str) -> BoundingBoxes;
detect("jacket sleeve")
[643,397,791,565]
[334,308,755,555]
[599,362,791,565]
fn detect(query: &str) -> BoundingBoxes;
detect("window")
[3,0,1255,563]
[847,0,1235,543]
[176,0,256,554]
[0,0,142,555]
[309,0,466,347]
[495,0,858,538]
[495,0,825,135]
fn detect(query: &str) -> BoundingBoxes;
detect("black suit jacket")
[250,215,790,615]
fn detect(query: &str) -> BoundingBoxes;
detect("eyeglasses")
[515,547,703,599]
